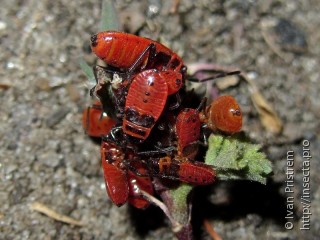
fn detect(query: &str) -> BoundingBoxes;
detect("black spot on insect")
[141,115,155,128]
[143,99,148,103]
[125,108,139,122]
[231,109,241,116]
[145,92,150,96]
[154,52,171,66]
[125,124,146,137]
[90,34,98,47]
[170,59,180,69]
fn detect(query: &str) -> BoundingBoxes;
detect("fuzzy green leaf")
[169,184,193,209]
[168,184,193,224]
[205,135,272,184]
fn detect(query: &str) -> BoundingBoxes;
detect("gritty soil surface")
[1,0,319,239]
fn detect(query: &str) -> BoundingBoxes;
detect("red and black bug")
[82,100,116,137]
[200,95,242,134]
[175,98,207,158]
[127,161,154,209]
[123,69,182,141]
[100,138,154,208]
[176,108,201,159]
[85,31,244,210]
[91,31,185,75]
[100,139,128,206]
[90,31,187,123]
[129,156,216,186]
[169,158,215,185]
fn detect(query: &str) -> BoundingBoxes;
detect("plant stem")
[152,179,194,240]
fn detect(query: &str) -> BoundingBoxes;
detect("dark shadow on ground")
[192,179,289,239]
[128,203,166,237]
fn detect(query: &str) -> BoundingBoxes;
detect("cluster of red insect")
[82,31,243,209]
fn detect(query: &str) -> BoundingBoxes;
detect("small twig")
[0,83,11,90]
[187,200,192,223]
[140,190,182,232]
[30,202,84,226]
[203,219,222,240]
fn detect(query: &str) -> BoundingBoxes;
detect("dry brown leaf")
[251,91,283,134]
[216,75,240,90]
[242,73,283,134]
[30,202,84,226]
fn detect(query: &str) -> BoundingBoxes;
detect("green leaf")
[168,184,193,224]
[205,134,272,184]
[79,59,95,84]
[169,184,193,209]
[100,0,120,31]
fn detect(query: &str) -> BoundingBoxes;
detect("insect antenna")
[188,70,240,83]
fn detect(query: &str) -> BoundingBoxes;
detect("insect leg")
[127,43,157,75]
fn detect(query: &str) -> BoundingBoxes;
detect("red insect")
[200,95,242,134]
[82,100,116,137]
[176,108,200,159]
[100,139,154,208]
[127,162,154,209]
[91,31,185,74]
[100,140,128,206]
[123,69,182,140]
[174,97,210,159]
[82,101,155,208]
[142,156,216,185]
[175,98,206,159]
